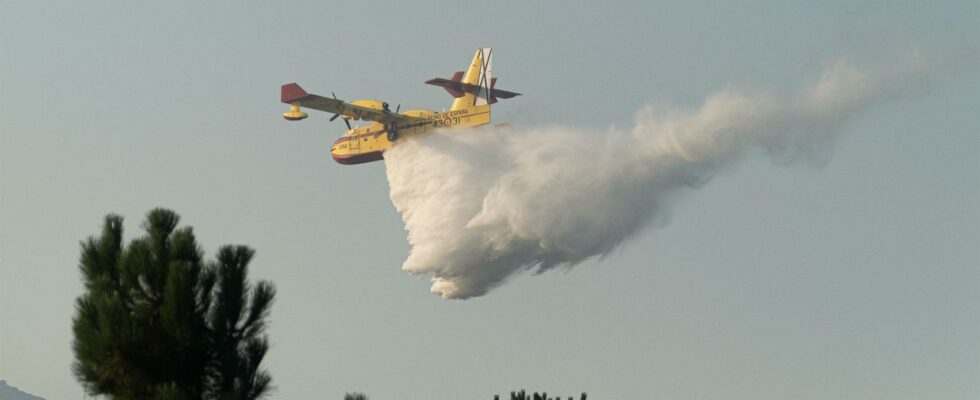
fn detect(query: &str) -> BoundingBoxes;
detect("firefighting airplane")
[280,48,521,165]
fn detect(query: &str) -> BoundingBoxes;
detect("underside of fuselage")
[332,149,385,165]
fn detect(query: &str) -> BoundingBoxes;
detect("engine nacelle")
[344,99,389,120]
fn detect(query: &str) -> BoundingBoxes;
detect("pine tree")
[72,209,275,400]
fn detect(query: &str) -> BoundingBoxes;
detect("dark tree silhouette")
[498,390,587,400]
[72,209,275,400]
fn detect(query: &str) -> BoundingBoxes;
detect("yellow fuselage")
[330,104,490,164]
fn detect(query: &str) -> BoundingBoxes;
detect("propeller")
[329,92,352,130]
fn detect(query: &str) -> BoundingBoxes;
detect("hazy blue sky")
[2,1,978,399]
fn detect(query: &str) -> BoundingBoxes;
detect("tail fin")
[450,48,493,111]
[425,48,522,111]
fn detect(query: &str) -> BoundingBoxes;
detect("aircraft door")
[348,133,361,154]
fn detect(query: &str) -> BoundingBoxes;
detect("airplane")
[280,48,521,165]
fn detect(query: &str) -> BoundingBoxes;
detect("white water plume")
[385,55,928,299]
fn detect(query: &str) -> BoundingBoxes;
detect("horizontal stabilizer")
[424,76,521,104]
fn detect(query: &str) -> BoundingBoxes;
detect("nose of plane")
[330,137,346,155]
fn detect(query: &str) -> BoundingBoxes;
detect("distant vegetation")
[496,390,587,400]
[71,209,276,400]
[340,390,586,400]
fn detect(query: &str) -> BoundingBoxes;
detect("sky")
[1,1,978,399]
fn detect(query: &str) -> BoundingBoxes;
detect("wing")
[281,83,426,125]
